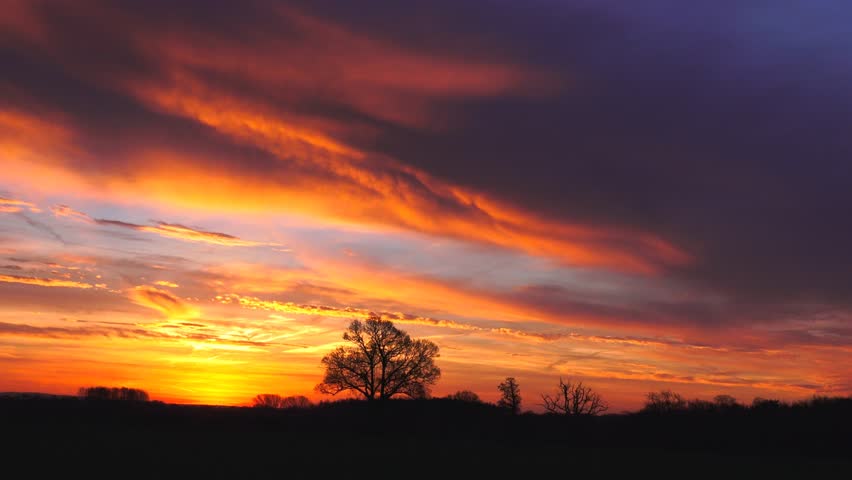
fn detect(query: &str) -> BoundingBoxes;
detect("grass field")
[4,397,850,477]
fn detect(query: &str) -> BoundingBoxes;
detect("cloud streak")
[52,204,274,247]
[128,286,197,319]
[0,274,93,289]
[0,197,39,213]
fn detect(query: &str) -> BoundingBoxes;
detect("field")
[3,397,849,477]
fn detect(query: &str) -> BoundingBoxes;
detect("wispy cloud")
[0,197,39,213]
[0,273,93,289]
[136,222,272,247]
[52,204,276,247]
[128,286,197,319]
[216,293,485,332]
[49,204,92,222]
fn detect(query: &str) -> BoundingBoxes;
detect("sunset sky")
[1,0,850,412]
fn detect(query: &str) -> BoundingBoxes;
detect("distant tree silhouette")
[316,314,441,401]
[281,395,313,408]
[78,386,149,402]
[793,395,852,412]
[253,394,286,408]
[253,394,313,409]
[540,378,608,415]
[497,377,521,414]
[642,390,686,414]
[686,399,715,413]
[713,394,738,408]
[751,397,785,410]
[446,390,482,403]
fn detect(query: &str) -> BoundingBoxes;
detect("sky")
[1,0,850,412]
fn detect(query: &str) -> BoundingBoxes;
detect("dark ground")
[2,397,850,477]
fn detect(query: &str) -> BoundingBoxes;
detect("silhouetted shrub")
[792,395,852,411]
[446,390,482,403]
[751,397,785,410]
[280,395,313,409]
[713,394,739,408]
[686,399,715,413]
[78,386,149,402]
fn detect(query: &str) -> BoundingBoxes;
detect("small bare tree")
[253,394,287,408]
[497,377,522,414]
[541,378,608,416]
[253,394,313,409]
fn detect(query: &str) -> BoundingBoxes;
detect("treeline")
[72,382,852,419]
[640,389,852,415]
[78,386,150,402]
[252,394,312,409]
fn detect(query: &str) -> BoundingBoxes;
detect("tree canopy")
[316,314,441,401]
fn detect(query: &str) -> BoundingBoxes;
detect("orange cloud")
[126,5,555,130]
[128,286,197,319]
[216,292,735,352]
[0,197,39,213]
[136,223,271,247]
[5,126,686,272]
[154,280,179,288]
[216,293,484,332]
[116,153,686,272]
[0,4,690,273]
[50,204,94,222]
[0,274,93,289]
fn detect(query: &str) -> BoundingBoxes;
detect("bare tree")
[253,394,313,409]
[280,395,313,408]
[497,377,522,414]
[253,394,286,408]
[643,389,687,413]
[446,390,482,403]
[541,378,608,416]
[316,314,441,401]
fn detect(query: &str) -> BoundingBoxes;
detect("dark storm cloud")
[299,0,852,304]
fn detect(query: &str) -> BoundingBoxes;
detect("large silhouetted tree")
[541,378,608,416]
[497,377,522,414]
[316,314,441,401]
